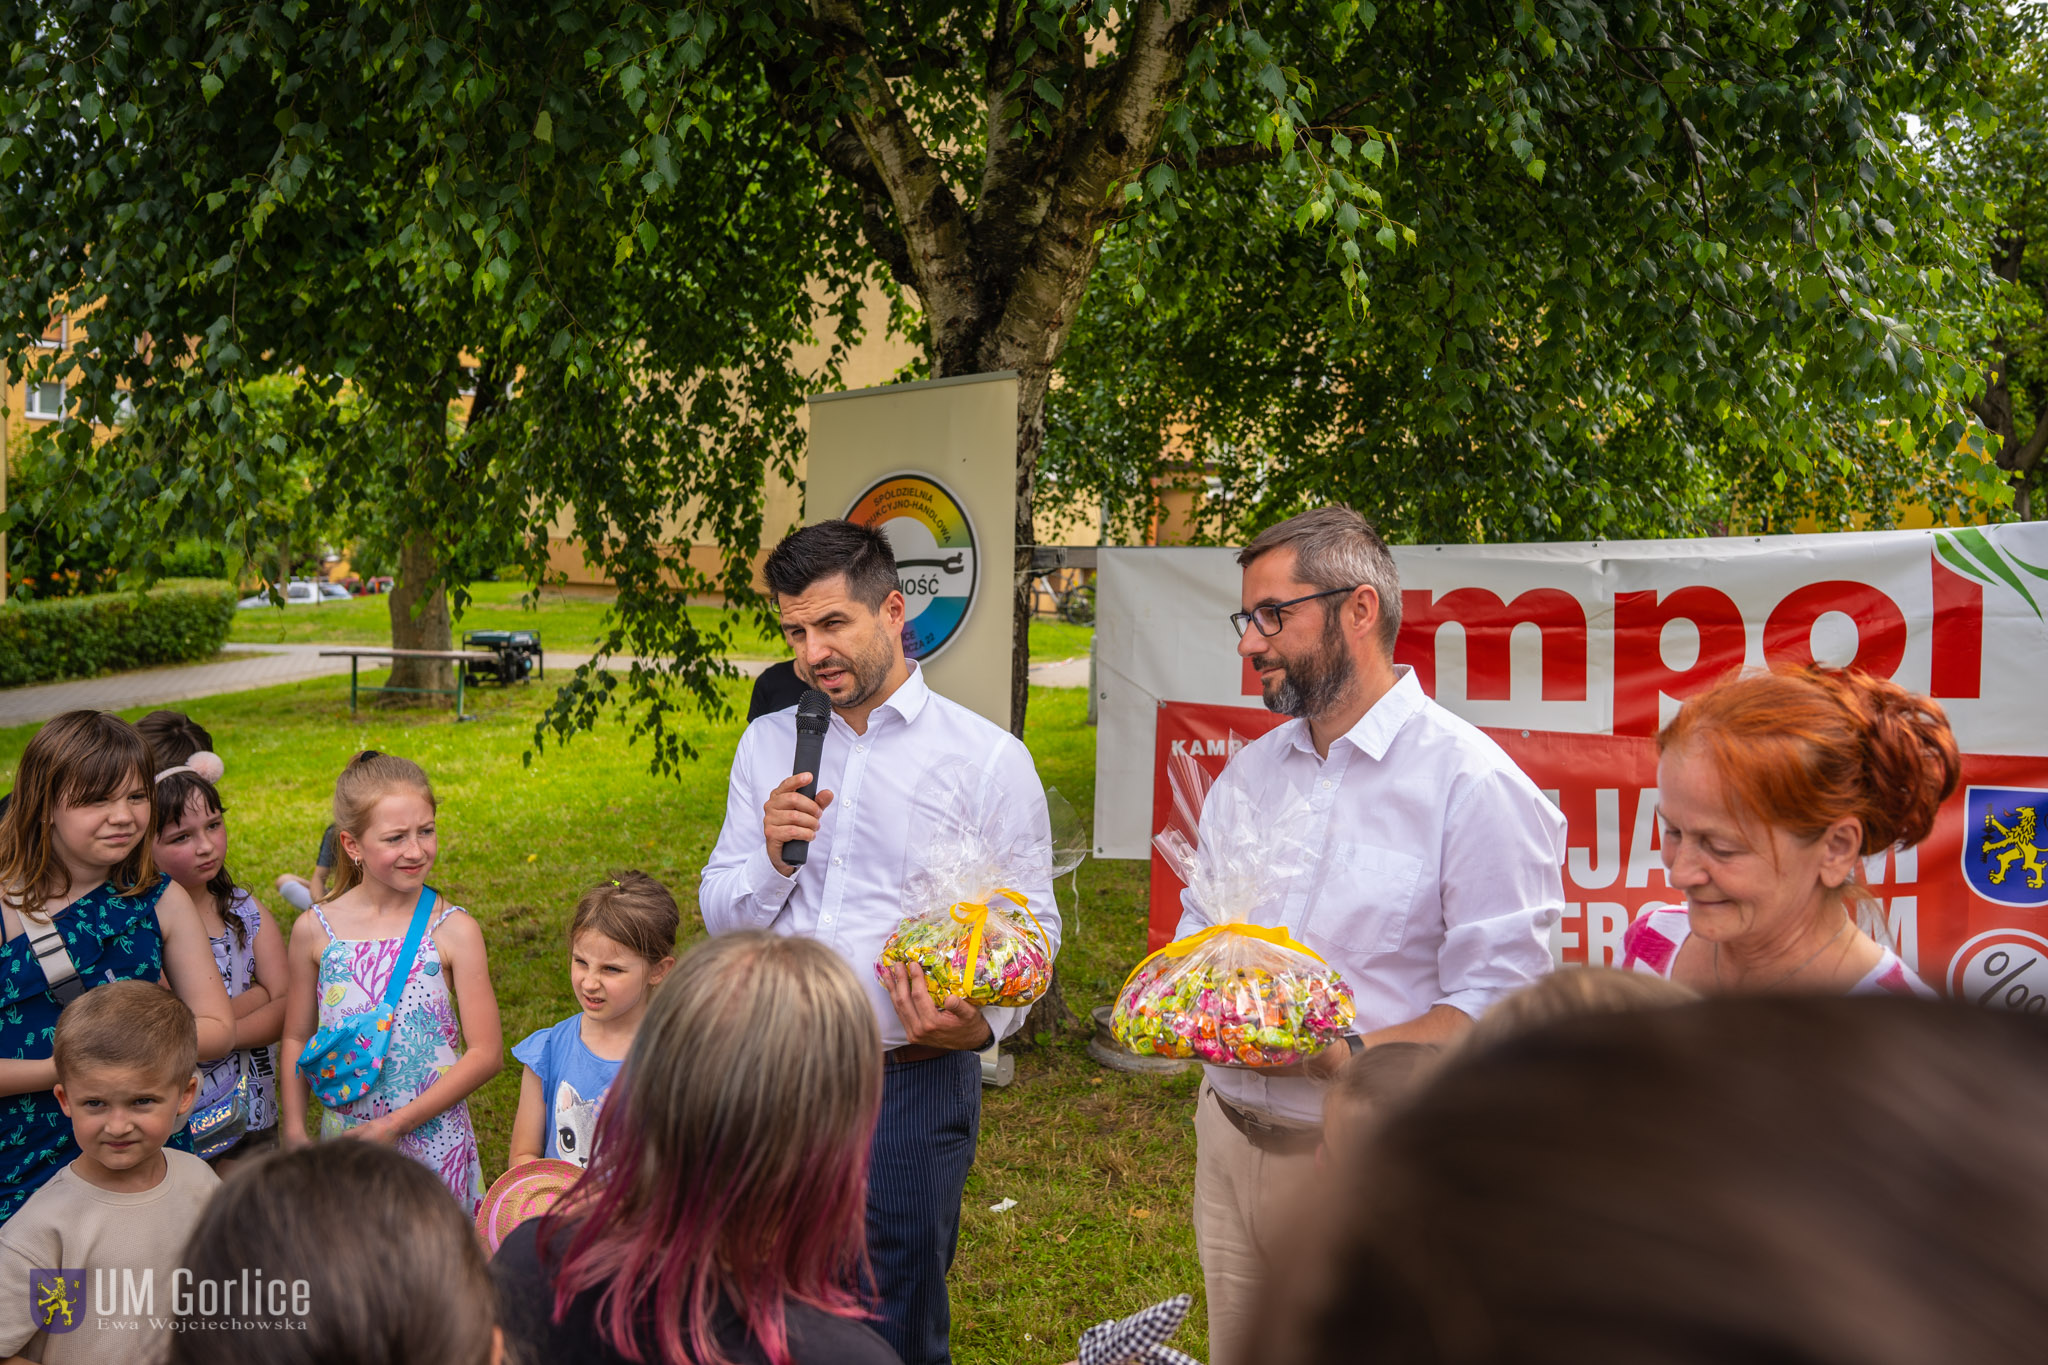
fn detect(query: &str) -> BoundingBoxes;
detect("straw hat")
[475,1159,583,1252]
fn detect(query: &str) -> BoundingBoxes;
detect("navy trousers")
[866,1048,981,1365]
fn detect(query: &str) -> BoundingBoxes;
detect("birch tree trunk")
[810,0,1225,737]
[384,527,454,703]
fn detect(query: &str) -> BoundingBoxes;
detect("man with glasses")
[1189,506,1565,1365]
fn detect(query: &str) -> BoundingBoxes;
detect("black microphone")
[784,689,832,867]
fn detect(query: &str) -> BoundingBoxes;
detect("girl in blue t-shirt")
[508,872,678,1169]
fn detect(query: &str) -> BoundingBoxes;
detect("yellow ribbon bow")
[1120,920,1328,993]
[947,889,1050,996]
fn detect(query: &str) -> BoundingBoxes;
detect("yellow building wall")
[3,314,117,601]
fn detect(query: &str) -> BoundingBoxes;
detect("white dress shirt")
[700,663,1060,1050]
[1177,666,1565,1124]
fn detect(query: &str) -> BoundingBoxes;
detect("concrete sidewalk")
[0,645,354,729]
[2,644,1089,730]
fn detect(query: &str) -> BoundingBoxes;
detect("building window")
[25,380,66,420]
[38,317,65,349]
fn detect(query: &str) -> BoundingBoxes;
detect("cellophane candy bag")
[875,761,1084,1008]
[1112,749,1356,1068]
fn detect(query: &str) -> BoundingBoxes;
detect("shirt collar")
[1284,665,1426,763]
[870,659,932,727]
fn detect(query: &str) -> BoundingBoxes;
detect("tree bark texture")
[809,0,1228,734]
[385,526,454,703]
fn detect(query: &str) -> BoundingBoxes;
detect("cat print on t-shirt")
[553,1081,602,1167]
[511,1014,624,1168]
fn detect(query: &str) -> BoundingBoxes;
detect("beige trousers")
[1191,1083,1320,1365]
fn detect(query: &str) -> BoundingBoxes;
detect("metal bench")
[318,647,507,720]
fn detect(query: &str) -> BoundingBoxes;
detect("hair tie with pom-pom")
[155,750,225,785]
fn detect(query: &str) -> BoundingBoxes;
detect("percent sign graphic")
[1976,950,2048,1012]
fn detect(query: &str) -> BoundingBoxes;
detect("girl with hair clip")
[279,752,499,1213]
[493,931,898,1365]
[0,710,236,1221]
[1626,666,1961,996]
[151,756,289,1170]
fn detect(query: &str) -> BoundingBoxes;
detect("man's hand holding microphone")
[762,688,991,1051]
[765,690,834,877]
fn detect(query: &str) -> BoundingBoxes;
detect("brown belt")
[1209,1088,1321,1155]
[886,1043,951,1065]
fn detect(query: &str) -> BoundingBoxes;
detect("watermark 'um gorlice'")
[29,1268,312,1333]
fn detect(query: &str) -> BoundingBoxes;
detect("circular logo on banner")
[845,473,979,661]
[1947,928,2048,1012]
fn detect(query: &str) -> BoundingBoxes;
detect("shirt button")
[832,856,842,866]
[855,744,867,753]
[1321,780,1333,790]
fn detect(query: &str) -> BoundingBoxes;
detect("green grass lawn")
[228,581,790,657]
[0,672,1197,1363]
[231,580,1096,667]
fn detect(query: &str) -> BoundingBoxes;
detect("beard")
[1258,611,1356,720]
[799,620,899,710]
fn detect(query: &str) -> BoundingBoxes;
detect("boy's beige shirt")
[0,1150,218,1364]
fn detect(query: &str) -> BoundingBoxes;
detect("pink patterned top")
[1621,909,1935,998]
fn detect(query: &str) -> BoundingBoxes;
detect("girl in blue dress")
[0,710,236,1220]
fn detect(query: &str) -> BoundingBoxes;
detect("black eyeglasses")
[1230,586,1362,638]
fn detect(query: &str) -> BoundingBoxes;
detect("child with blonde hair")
[0,980,220,1364]
[508,871,678,1170]
[0,710,234,1221]
[279,751,501,1213]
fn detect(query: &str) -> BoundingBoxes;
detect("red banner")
[1150,703,2048,999]
[1147,702,1288,950]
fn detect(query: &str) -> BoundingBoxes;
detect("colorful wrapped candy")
[1113,925,1355,1067]
[877,890,1054,1008]
[1111,744,1353,1068]
[876,757,1085,1010]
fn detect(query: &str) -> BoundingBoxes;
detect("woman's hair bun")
[1821,670,1960,852]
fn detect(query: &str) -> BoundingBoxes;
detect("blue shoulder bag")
[296,888,435,1108]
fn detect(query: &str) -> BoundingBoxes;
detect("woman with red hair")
[1624,668,1960,996]
[492,930,898,1365]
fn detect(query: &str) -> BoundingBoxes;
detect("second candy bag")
[1113,745,1355,1067]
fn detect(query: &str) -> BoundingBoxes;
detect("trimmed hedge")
[0,580,239,688]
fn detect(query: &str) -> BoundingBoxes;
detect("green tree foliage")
[0,0,2012,756]
[1950,4,2048,516]
[1,1,869,750]
[1043,3,2013,545]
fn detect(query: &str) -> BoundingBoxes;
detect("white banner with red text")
[1096,527,2048,1001]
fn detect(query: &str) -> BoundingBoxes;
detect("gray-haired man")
[1184,506,1565,1363]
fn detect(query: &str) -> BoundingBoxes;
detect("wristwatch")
[1344,1034,1366,1057]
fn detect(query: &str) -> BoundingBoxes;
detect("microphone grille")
[795,689,833,727]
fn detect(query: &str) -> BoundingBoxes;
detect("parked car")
[318,582,352,602]
[236,580,331,609]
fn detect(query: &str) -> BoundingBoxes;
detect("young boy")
[0,981,220,1364]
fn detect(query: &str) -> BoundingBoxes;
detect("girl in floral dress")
[279,752,500,1214]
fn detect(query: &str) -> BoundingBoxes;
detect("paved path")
[0,645,353,729]
[2,644,1089,729]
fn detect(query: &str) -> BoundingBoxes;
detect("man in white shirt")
[700,519,1059,1365]
[1186,506,1565,1365]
